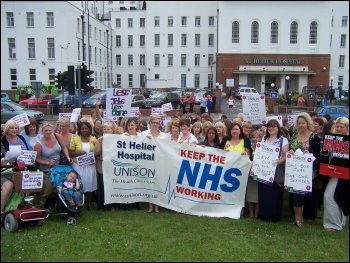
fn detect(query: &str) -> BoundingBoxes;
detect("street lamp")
[211,61,216,89]
[330,76,334,104]
[271,83,275,89]
[286,76,290,92]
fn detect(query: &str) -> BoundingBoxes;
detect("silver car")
[1,101,45,124]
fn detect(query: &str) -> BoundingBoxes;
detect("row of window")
[115,16,215,28]
[6,12,54,27]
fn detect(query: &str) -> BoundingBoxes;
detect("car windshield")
[6,102,26,110]
[1,94,8,98]
[54,93,68,99]
[151,93,166,99]
[89,92,105,99]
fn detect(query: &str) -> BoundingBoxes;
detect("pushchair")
[50,165,84,225]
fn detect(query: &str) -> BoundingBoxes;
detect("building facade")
[1,1,348,97]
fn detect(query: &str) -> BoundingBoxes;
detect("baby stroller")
[50,165,84,225]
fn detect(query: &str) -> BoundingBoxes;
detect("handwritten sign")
[266,115,283,127]
[11,113,30,127]
[242,93,266,125]
[20,171,43,190]
[71,108,81,122]
[59,113,72,120]
[17,150,37,166]
[162,103,173,112]
[151,108,163,115]
[287,115,297,126]
[285,153,315,195]
[129,107,140,117]
[76,152,96,167]
[106,88,132,118]
[250,142,279,185]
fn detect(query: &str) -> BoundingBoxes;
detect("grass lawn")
[1,199,349,262]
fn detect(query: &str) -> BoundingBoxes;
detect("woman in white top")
[141,115,167,213]
[227,96,236,114]
[178,119,198,145]
[166,118,181,142]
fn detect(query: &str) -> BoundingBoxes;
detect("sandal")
[295,220,303,227]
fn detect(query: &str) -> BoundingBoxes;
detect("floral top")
[289,132,310,152]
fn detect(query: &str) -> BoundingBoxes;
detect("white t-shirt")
[141,129,167,140]
[178,133,198,144]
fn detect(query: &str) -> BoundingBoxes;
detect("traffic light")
[61,70,69,91]
[55,72,62,89]
[67,65,75,95]
[81,65,94,94]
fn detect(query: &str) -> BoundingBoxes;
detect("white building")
[1,1,348,96]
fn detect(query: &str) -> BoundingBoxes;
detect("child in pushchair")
[50,165,84,225]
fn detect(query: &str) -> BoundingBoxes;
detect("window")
[154,16,160,27]
[208,74,213,89]
[128,18,133,28]
[99,49,102,64]
[208,54,214,66]
[128,74,133,88]
[168,54,173,66]
[154,54,160,66]
[89,45,91,62]
[49,68,55,85]
[194,74,200,89]
[94,72,97,87]
[181,54,186,66]
[154,34,160,46]
[340,34,346,47]
[195,54,200,66]
[128,35,133,47]
[47,38,55,59]
[195,34,200,46]
[140,18,145,28]
[28,38,35,59]
[209,16,214,26]
[270,21,278,44]
[27,12,34,27]
[155,74,159,80]
[29,69,36,81]
[94,27,97,39]
[309,21,318,44]
[100,72,102,89]
[181,16,187,26]
[78,41,80,61]
[168,16,173,26]
[10,68,17,89]
[337,76,344,91]
[232,21,239,43]
[99,29,101,41]
[339,55,345,68]
[89,24,91,38]
[47,12,54,27]
[116,35,121,47]
[140,74,146,88]
[95,47,97,64]
[8,38,16,59]
[168,34,173,46]
[195,16,201,26]
[208,34,214,46]
[140,54,145,66]
[181,34,187,46]
[128,54,133,66]
[116,18,121,27]
[116,74,121,88]
[77,18,80,32]
[181,74,186,88]
[6,12,14,27]
[140,35,145,47]
[290,22,298,44]
[341,16,348,27]
[116,55,121,65]
[251,21,259,44]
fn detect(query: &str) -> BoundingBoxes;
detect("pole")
[106,29,109,88]
[81,15,85,62]
[77,65,82,108]
[330,79,333,104]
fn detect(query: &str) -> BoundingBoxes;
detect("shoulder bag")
[274,137,285,187]
[54,133,71,166]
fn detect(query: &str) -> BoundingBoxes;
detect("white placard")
[242,93,266,125]
[11,113,30,127]
[266,115,283,127]
[287,115,297,126]
[59,113,72,120]
[129,107,140,117]
[20,171,43,190]
[17,150,37,166]
[162,103,173,112]
[285,153,315,195]
[5,145,22,161]
[106,88,132,118]
[76,151,96,167]
[162,116,172,128]
[71,108,81,122]
[151,108,163,115]
[250,142,280,185]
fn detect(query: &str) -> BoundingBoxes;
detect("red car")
[19,94,54,108]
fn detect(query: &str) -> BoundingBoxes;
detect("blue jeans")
[62,189,83,204]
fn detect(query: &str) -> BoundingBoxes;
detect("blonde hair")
[148,114,161,124]
[251,129,264,140]
[214,121,227,137]
[334,117,349,135]
[168,119,180,131]
[59,118,70,127]
[4,120,19,135]
[202,121,214,136]
[293,112,313,132]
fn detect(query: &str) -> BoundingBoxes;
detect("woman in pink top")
[297,95,305,107]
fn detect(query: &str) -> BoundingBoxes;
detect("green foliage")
[1,201,349,262]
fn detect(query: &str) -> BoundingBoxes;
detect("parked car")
[143,92,180,109]
[195,90,209,105]
[1,101,45,124]
[83,91,107,109]
[235,87,259,100]
[315,105,349,120]
[19,94,54,108]
[48,92,88,108]
[1,93,11,102]
[131,94,146,108]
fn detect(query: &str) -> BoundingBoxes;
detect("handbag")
[41,172,55,198]
[274,137,285,187]
[54,133,71,166]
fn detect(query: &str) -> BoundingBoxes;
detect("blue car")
[49,92,87,108]
[1,93,11,102]
[315,105,349,120]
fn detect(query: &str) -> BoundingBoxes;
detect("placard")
[129,107,140,117]
[11,113,30,127]
[106,88,132,118]
[59,113,72,120]
[242,93,266,125]
[151,108,163,115]
[266,115,283,127]
[76,152,96,167]
[162,103,173,112]
[17,150,37,166]
[20,171,43,190]
[71,108,81,122]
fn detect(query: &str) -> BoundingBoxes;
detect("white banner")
[103,135,252,219]
[285,153,315,195]
[250,142,279,185]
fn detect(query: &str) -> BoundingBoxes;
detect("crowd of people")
[1,99,348,231]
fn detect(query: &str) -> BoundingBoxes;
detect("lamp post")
[271,83,275,90]
[285,76,290,92]
[211,61,216,89]
[330,76,334,104]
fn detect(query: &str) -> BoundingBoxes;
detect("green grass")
[1,201,349,262]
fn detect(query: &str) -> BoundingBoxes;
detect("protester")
[22,118,42,151]
[191,122,204,144]
[198,127,220,148]
[178,119,198,145]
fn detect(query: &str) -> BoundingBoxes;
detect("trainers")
[76,203,84,208]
